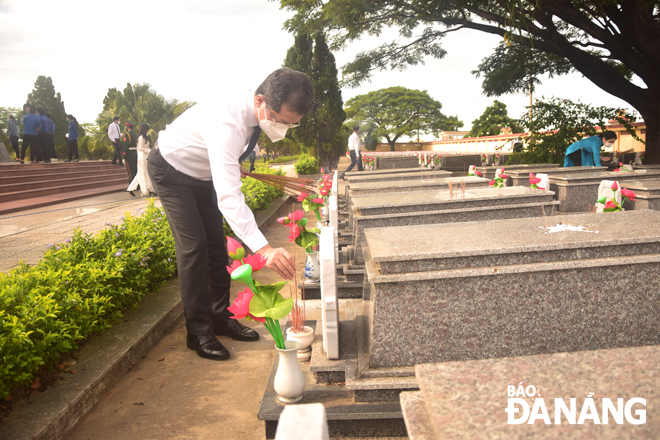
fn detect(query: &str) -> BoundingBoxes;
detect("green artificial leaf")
[597,196,607,205]
[249,285,293,320]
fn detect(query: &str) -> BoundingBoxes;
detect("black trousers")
[341,150,363,177]
[147,148,232,335]
[112,141,123,164]
[38,132,50,162]
[48,133,57,158]
[22,134,42,161]
[68,139,79,160]
[9,136,19,157]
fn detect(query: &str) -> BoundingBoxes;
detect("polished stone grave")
[476,163,559,180]
[362,210,660,369]
[440,154,482,173]
[345,169,453,185]
[401,344,660,439]
[346,175,490,211]
[345,167,419,177]
[374,155,419,170]
[507,165,606,186]
[350,186,558,263]
[549,169,660,212]
[619,179,660,211]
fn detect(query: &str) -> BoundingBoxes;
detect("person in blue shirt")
[563,132,617,167]
[46,112,56,159]
[65,114,79,162]
[37,108,51,163]
[21,104,42,164]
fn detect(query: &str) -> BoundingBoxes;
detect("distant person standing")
[127,124,156,197]
[121,121,138,184]
[108,116,123,165]
[339,125,363,180]
[37,108,51,163]
[64,115,79,162]
[563,132,617,167]
[46,112,57,159]
[21,104,42,164]
[6,115,20,161]
[249,143,260,172]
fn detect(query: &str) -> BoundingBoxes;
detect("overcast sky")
[0,0,643,137]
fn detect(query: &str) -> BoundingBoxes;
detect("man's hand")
[257,244,296,280]
[239,165,248,178]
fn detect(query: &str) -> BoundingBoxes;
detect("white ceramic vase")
[321,206,328,218]
[274,341,304,404]
[286,326,315,361]
[304,252,320,282]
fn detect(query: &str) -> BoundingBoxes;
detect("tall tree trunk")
[389,141,396,151]
[643,101,659,164]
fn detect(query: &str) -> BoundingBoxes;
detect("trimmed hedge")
[294,155,319,175]
[0,202,177,398]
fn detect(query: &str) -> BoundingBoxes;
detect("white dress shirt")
[348,131,361,152]
[157,89,267,252]
[108,122,121,142]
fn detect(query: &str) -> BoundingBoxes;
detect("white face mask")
[258,99,290,142]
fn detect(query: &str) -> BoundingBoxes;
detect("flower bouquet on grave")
[529,172,544,190]
[481,154,488,165]
[225,237,292,349]
[297,191,325,222]
[640,153,645,164]
[597,182,636,212]
[613,161,624,172]
[434,155,442,168]
[489,168,507,188]
[277,210,321,253]
[362,155,374,169]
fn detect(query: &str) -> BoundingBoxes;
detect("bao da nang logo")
[506,383,646,425]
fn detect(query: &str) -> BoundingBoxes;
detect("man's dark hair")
[353,125,359,132]
[601,131,617,141]
[46,112,51,118]
[8,115,14,121]
[37,107,45,116]
[255,67,313,115]
[24,104,33,113]
[113,116,120,121]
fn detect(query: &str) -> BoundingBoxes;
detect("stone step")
[0,161,120,176]
[0,176,129,203]
[346,170,452,185]
[0,168,125,186]
[299,279,363,299]
[337,264,364,282]
[0,172,127,194]
[368,210,660,274]
[310,319,418,403]
[257,320,408,439]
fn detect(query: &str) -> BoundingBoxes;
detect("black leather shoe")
[186,334,230,360]
[213,319,260,341]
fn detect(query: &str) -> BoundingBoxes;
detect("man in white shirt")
[340,125,363,180]
[148,68,313,361]
[108,116,123,165]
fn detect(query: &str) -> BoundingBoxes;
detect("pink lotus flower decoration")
[288,225,301,242]
[297,192,309,202]
[605,200,618,210]
[243,253,267,272]
[320,188,328,196]
[611,181,619,191]
[500,174,508,179]
[489,180,496,186]
[227,287,265,323]
[475,171,482,176]
[276,216,290,225]
[227,259,242,274]
[530,177,542,185]
[613,168,620,172]
[227,236,245,260]
[312,198,324,204]
[288,210,304,222]
[322,174,331,182]
[621,187,637,201]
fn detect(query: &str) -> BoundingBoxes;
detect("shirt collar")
[246,89,258,127]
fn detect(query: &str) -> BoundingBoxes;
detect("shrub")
[0,201,176,398]
[294,155,319,175]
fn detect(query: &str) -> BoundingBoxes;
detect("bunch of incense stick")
[244,172,320,197]
[288,222,306,332]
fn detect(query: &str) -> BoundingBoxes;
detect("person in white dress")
[127,124,157,196]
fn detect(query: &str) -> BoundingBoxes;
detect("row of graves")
[260,161,660,439]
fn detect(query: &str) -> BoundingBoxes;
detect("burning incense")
[244,172,320,198]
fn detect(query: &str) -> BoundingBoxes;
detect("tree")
[279,1,659,162]
[90,83,195,159]
[512,96,642,164]
[468,100,523,137]
[345,87,463,151]
[283,33,346,171]
[25,76,70,157]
